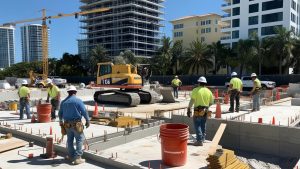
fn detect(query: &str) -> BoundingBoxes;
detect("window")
[291,13,296,23]
[232,42,238,51]
[196,22,198,26]
[206,27,211,33]
[174,24,184,29]
[261,25,282,36]
[249,16,258,25]
[248,28,258,38]
[196,30,198,34]
[262,0,283,11]
[174,32,183,37]
[201,37,205,42]
[201,28,205,33]
[232,19,240,27]
[206,20,211,25]
[215,19,218,24]
[233,0,240,5]
[201,21,206,25]
[232,30,239,39]
[292,0,296,10]
[233,7,240,16]
[215,28,218,32]
[291,26,296,33]
[262,12,283,23]
[249,4,259,13]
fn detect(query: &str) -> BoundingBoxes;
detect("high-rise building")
[21,24,45,62]
[78,39,88,60]
[221,0,300,48]
[79,0,164,59]
[171,13,225,48]
[0,26,15,68]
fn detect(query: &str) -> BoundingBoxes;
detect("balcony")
[221,14,231,18]
[221,3,231,7]
[220,36,231,40]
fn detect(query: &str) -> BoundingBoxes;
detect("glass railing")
[221,3,231,7]
[220,36,231,40]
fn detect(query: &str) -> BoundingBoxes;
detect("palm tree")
[89,45,110,75]
[291,38,300,74]
[184,39,213,75]
[268,27,294,74]
[250,32,266,75]
[236,39,255,76]
[208,41,231,75]
[152,36,172,75]
[120,50,137,65]
[171,40,184,74]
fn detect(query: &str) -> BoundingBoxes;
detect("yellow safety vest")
[47,85,60,99]
[18,86,30,98]
[191,87,214,107]
[230,77,243,91]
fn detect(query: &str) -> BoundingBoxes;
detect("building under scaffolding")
[79,0,164,59]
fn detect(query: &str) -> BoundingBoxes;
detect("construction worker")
[171,75,182,98]
[58,85,90,165]
[250,73,262,112]
[18,80,31,120]
[187,76,213,146]
[228,72,243,112]
[46,79,61,121]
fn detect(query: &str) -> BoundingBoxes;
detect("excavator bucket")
[160,87,176,103]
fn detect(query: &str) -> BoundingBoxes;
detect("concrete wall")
[172,115,300,158]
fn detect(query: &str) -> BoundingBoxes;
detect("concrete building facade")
[79,0,164,59]
[221,0,300,48]
[0,26,15,68]
[171,13,224,48]
[21,24,44,62]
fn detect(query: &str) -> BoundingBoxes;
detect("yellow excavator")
[93,62,159,106]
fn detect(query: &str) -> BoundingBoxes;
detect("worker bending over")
[171,75,182,98]
[18,80,31,119]
[58,86,90,165]
[46,79,61,121]
[228,72,243,112]
[187,76,213,146]
[250,73,261,112]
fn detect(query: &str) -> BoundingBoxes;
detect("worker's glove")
[85,121,90,128]
[187,109,191,118]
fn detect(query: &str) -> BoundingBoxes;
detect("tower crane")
[1,7,110,87]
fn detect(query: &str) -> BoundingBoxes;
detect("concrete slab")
[291,98,300,106]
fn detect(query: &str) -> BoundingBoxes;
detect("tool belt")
[64,120,84,133]
[194,106,212,118]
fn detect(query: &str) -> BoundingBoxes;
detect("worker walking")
[18,80,31,120]
[250,73,262,112]
[58,86,90,165]
[228,72,243,112]
[187,76,213,146]
[46,79,61,121]
[171,75,182,98]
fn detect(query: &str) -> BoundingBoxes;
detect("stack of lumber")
[207,149,250,169]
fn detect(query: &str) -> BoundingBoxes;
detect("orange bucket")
[160,123,189,167]
[37,104,52,123]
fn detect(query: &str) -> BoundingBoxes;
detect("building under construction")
[79,0,164,59]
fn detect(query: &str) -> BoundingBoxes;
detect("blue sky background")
[0,0,223,63]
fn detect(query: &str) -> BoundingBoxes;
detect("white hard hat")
[175,75,178,78]
[46,78,52,84]
[197,76,207,83]
[251,73,257,77]
[231,72,237,76]
[67,85,77,92]
[21,80,28,85]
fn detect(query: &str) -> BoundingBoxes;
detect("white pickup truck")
[225,76,276,89]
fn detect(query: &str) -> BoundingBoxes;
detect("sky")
[0,0,223,63]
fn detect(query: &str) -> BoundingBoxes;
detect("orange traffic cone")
[93,102,99,117]
[224,93,229,104]
[272,116,276,125]
[215,89,219,99]
[49,126,52,135]
[276,89,280,101]
[215,102,222,118]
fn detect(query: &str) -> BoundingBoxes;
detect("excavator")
[93,62,159,106]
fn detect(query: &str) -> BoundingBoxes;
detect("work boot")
[193,141,203,146]
[51,118,56,122]
[73,157,85,165]
[235,109,239,113]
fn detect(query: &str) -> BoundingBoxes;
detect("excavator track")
[136,90,160,104]
[94,90,141,107]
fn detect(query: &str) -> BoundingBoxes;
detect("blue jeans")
[173,87,179,98]
[19,98,31,119]
[193,116,207,142]
[66,128,84,159]
[253,93,260,110]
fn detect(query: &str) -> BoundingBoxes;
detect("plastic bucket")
[9,102,18,111]
[160,123,189,167]
[37,104,52,123]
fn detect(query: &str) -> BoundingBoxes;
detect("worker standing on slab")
[187,76,213,146]
[18,80,31,120]
[228,72,243,113]
[171,75,182,98]
[46,79,61,121]
[250,73,262,112]
[58,85,90,165]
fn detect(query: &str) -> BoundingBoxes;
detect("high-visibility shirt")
[18,86,30,98]
[171,79,182,87]
[230,77,243,91]
[254,78,261,89]
[191,87,214,107]
[47,85,60,99]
